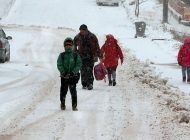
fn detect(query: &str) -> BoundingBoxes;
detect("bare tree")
[135,0,139,17]
[181,0,190,5]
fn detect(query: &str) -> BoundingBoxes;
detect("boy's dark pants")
[60,78,77,107]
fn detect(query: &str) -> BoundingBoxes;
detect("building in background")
[168,0,190,25]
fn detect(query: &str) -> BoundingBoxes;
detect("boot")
[109,80,112,86]
[183,77,186,82]
[82,83,87,89]
[87,84,93,90]
[113,80,116,86]
[187,79,190,84]
[72,106,78,111]
[60,99,66,110]
[72,97,78,111]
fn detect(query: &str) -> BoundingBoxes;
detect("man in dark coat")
[74,24,102,90]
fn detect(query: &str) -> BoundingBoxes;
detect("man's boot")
[60,99,66,110]
[72,96,78,111]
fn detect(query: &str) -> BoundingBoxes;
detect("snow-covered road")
[0,34,176,139]
[0,25,72,132]
[0,0,190,139]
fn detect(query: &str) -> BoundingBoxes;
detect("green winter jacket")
[57,48,81,74]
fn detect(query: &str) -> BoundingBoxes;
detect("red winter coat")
[177,37,190,67]
[101,34,124,68]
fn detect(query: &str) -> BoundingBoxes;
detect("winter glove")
[72,72,80,84]
[69,72,75,77]
[61,72,70,79]
[94,57,98,62]
[61,72,66,77]
[178,61,181,66]
[120,59,124,65]
[99,58,103,63]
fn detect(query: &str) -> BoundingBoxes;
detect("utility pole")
[163,0,169,23]
[135,0,139,17]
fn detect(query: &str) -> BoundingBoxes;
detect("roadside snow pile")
[121,0,190,125]
[123,48,190,125]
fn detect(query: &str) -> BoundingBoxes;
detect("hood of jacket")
[184,37,190,46]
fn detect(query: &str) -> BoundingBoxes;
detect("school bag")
[94,63,107,81]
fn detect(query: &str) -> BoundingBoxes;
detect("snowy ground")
[0,0,190,140]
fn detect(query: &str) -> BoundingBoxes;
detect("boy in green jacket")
[57,37,82,111]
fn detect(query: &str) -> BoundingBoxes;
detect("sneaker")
[72,107,78,111]
[109,80,112,86]
[60,103,66,110]
[87,84,93,90]
[113,80,116,86]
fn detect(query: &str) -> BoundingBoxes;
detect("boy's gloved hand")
[61,72,66,77]
[69,72,75,77]
[61,72,70,79]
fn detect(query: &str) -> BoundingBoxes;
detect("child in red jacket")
[177,37,190,83]
[101,34,124,86]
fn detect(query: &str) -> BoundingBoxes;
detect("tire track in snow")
[0,26,75,139]
[0,27,189,139]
